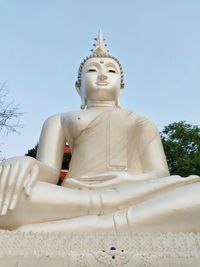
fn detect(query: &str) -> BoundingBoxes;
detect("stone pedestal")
[0,231,200,267]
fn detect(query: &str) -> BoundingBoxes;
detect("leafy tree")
[161,121,200,176]
[25,144,38,158]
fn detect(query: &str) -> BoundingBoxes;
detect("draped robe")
[59,109,200,232]
[64,108,167,183]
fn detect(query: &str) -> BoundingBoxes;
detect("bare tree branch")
[0,83,23,136]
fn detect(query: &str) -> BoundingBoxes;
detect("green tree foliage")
[161,121,200,176]
[25,144,38,158]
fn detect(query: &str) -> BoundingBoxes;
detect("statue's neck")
[86,100,117,109]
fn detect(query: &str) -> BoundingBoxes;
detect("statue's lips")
[96,82,109,86]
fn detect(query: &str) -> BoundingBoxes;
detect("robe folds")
[60,109,200,233]
[64,108,166,182]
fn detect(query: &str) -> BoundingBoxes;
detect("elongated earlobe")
[115,97,121,108]
[80,97,86,110]
[75,81,81,94]
[75,81,86,109]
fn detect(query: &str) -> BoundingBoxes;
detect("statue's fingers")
[79,173,116,181]
[1,164,19,215]
[9,165,27,210]
[188,175,200,179]
[88,178,119,189]
[80,173,115,179]
[0,165,10,213]
[23,173,30,189]
[183,175,200,184]
[79,175,88,179]
[64,178,92,189]
[24,165,39,196]
[23,164,39,192]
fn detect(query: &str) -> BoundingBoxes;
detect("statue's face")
[79,57,122,102]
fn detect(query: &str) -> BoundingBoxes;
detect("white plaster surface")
[0,232,200,267]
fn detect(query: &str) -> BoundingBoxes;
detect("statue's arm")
[35,114,66,184]
[0,114,66,215]
[139,122,170,178]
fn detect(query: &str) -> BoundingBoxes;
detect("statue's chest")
[61,110,104,145]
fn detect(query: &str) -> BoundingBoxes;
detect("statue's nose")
[98,74,107,81]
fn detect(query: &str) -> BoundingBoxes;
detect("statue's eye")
[108,69,116,73]
[88,69,97,72]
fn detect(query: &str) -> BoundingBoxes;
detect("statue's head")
[76,30,124,109]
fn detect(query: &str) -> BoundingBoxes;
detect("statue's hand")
[66,171,168,189]
[76,171,133,189]
[0,156,39,215]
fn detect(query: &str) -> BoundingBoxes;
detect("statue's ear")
[75,81,81,95]
[120,86,124,95]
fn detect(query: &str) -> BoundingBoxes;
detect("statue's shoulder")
[60,110,82,122]
[136,115,159,134]
[43,111,82,129]
[119,109,146,123]
[43,113,62,126]
[125,110,159,133]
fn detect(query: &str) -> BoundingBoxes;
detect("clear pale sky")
[0,0,200,159]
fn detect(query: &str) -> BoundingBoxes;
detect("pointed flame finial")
[91,29,109,55]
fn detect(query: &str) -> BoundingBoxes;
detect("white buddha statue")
[0,31,200,233]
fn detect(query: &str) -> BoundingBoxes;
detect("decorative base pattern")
[0,231,200,266]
